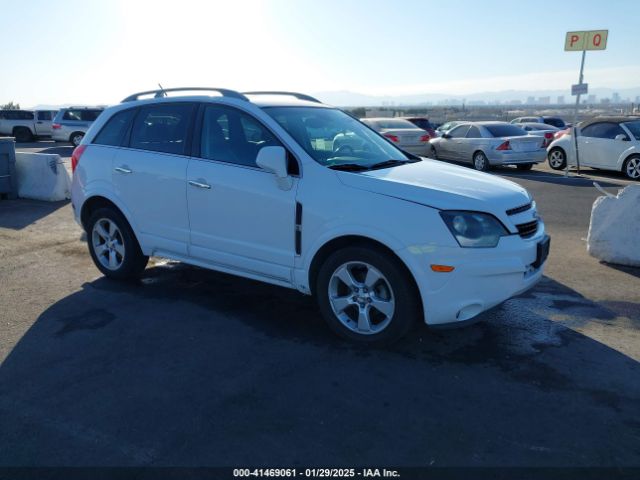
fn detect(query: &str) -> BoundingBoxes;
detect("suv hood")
[336,158,531,215]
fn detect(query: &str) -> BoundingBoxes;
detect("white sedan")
[547,116,640,180]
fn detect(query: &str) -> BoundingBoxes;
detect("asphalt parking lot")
[1,142,639,469]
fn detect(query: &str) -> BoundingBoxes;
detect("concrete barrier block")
[15,152,71,202]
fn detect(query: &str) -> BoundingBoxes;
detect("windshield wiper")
[368,159,416,170]
[327,163,370,172]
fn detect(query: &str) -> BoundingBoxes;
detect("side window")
[93,109,136,147]
[466,126,481,138]
[582,122,625,139]
[37,111,52,121]
[63,110,82,121]
[130,103,195,155]
[200,105,281,167]
[449,125,470,138]
[81,110,102,122]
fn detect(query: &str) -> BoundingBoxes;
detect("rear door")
[35,111,54,136]
[112,102,196,256]
[463,125,483,161]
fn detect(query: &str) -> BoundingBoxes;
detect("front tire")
[87,207,148,280]
[548,148,566,170]
[316,246,420,345]
[623,155,640,180]
[473,151,490,171]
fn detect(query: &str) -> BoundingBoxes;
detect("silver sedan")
[360,117,431,156]
[428,122,547,171]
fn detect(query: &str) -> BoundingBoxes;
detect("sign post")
[564,30,608,176]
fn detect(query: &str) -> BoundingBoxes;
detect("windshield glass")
[485,124,527,137]
[622,121,640,140]
[264,107,411,167]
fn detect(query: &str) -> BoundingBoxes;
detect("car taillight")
[52,123,61,129]
[496,141,511,151]
[554,128,569,139]
[384,134,399,143]
[542,132,553,148]
[71,145,87,173]
[419,134,430,142]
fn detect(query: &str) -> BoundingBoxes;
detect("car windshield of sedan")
[622,121,640,140]
[264,107,413,170]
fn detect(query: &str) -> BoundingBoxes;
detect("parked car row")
[0,106,105,145]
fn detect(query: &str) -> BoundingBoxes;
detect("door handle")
[188,180,211,189]
[114,166,132,174]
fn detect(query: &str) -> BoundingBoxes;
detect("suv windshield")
[622,120,640,140]
[264,107,412,168]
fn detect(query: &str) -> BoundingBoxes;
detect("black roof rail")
[242,91,322,104]
[121,87,248,103]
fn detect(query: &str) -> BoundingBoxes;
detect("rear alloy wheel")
[87,207,148,280]
[623,155,640,180]
[516,163,534,171]
[70,132,84,147]
[473,151,490,171]
[13,127,33,143]
[548,148,566,170]
[316,246,419,345]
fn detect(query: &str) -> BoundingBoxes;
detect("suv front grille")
[506,202,532,216]
[516,220,538,238]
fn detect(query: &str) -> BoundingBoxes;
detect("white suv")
[71,87,550,344]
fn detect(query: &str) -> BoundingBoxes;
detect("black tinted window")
[466,126,482,138]
[485,124,526,137]
[581,122,625,140]
[94,109,136,146]
[544,118,565,128]
[2,110,34,120]
[81,110,102,121]
[37,111,53,121]
[201,105,281,167]
[130,103,195,155]
[449,125,470,138]
[408,118,432,130]
[62,110,82,121]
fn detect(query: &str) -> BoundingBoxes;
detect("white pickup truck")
[0,110,58,142]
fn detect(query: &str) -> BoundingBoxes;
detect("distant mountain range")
[313,87,640,107]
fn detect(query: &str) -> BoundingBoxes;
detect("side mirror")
[615,134,629,141]
[441,133,451,139]
[256,146,293,190]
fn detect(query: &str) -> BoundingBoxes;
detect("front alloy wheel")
[316,246,419,344]
[328,262,395,335]
[548,148,566,170]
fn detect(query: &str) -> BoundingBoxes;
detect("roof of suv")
[119,88,329,109]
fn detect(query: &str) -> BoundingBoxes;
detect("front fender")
[616,146,640,170]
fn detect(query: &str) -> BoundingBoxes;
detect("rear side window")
[408,118,433,130]
[544,118,565,128]
[82,110,103,121]
[485,125,526,137]
[2,111,34,120]
[62,109,103,121]
[63,110,82,121]
[37,111,53,121]
[130,103,195,155]
[581,122,625,139]
[93,109,136,146]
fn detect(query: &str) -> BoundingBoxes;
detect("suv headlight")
[440,211,508,248]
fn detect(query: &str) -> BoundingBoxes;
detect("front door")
[579,122,630,169]
[187,104,298,283]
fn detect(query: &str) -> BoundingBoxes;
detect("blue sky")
[1,0,638,106]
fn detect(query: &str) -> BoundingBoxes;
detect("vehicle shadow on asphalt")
[496,167,625,188]
[1,263,639,466]
[0,199,69,230]
[36,146,74,157]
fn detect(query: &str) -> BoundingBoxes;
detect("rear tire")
[516,163,534,171]
[472,151,490,171]
[70,132,84,147]
[316,246,420,345]
[86,207,148,280]
[623,155,640,180]
[548,148,566,170]
[13,127,33,143]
